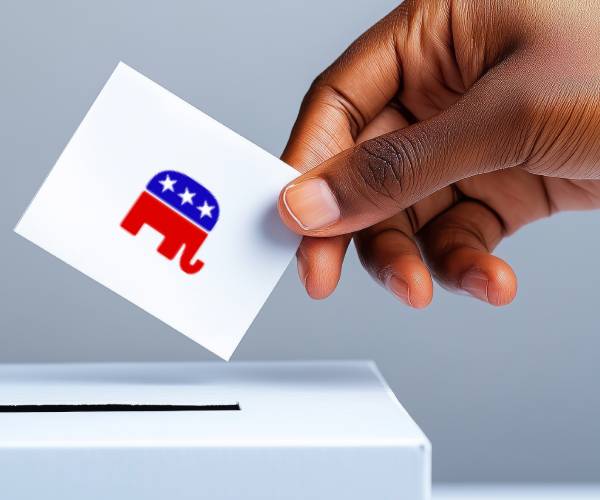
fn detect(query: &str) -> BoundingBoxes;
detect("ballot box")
[0,361,431,500]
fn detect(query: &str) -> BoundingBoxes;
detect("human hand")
[278,0,600,307]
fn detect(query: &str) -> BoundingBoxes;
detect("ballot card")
[15,62,301,360]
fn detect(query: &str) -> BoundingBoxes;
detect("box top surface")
[0,361,428,448]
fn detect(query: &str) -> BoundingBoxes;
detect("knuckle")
[351,134,425,207]
[305,73,329,98]
[302,77,365,139]
[301,74,328,108]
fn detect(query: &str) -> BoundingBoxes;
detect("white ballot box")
[0,361,430,500]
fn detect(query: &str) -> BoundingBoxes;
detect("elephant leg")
[157,236,182,261]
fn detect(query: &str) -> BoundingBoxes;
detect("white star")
[158,174,177,192]
[197,200,215,218]
[178,187,196,205]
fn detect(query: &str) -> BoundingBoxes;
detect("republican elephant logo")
[121,170,219,274]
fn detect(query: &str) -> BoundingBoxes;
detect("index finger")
[281,8,402,171]
[280,8,403,298]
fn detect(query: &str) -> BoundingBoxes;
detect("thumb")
[278,68,530,236]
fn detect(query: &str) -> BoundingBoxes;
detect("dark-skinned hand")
[278,0,600,307]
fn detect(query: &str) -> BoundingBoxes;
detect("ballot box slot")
[0,403,241,413]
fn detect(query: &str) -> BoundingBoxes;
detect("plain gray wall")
[1,0,599,483]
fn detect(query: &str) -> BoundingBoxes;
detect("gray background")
[1,0,599,483]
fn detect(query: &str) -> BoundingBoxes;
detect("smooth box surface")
[0,361,430,499]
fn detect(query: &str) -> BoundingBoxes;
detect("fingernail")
[461,269,489,303]
[296,251,308,288]
[387,276,412,306]
[283,178,340,230]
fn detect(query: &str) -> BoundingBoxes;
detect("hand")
[278,0,600,307]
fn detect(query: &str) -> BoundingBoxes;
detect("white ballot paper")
[15,62,301,360]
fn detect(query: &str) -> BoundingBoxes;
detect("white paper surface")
[15,62,300,360]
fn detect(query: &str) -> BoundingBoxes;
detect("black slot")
[0,403,241,413]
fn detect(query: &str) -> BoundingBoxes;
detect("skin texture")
[278,0,600,307]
